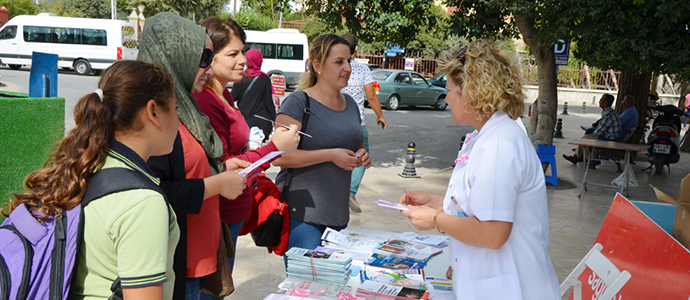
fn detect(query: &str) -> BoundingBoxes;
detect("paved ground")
[226,107,689,299]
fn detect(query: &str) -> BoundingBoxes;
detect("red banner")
[565,194,690,300]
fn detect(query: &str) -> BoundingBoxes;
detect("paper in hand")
[238,151,283,177]
[375,199,410,211]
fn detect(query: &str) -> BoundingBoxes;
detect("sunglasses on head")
[199,48,214,68]
[455,46,468,65]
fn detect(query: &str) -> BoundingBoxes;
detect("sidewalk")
[227,106,689,299]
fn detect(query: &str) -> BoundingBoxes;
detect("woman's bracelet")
[433,211,445,234]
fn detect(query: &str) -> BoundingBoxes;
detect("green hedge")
[0,91,64,222]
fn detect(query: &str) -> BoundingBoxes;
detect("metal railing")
[357,54,438,77]
[522,65,622,91]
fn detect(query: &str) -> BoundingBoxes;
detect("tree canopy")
[304,0,437,47]
[0,0,39,19]
[140,0,223,22]
[570,0,690,80]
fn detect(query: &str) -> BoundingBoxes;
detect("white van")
[0,14,137,75]
[244,28,308,89]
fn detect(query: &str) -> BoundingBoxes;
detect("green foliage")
[0,0,39,19]
[569,0,690,80]
[304,0,436,48]
[219,9,277,31]
[140,0,223,23]
[445,0,575,45]
[40,0,81,17]
[300,16,347,44]
[241,0,291,19]
[65,0,111,19]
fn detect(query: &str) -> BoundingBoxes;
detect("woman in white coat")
[399,40,560,300]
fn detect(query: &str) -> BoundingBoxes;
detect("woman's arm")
[271,113,359,170]
[401,205,513,250]
[123,285,163,300]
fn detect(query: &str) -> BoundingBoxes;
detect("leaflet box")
[650,173,690,249]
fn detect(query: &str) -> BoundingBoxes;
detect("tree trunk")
[615,72,651,145]
[515,14,558,147]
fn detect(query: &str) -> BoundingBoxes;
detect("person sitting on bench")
[564,94,622,168]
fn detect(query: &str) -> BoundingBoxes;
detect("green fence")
[0,91,64,222]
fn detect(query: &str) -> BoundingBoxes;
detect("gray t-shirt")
[276,91,363,226]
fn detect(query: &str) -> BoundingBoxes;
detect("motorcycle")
[646,104,684,175]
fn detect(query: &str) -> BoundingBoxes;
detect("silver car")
[371,69,448,111]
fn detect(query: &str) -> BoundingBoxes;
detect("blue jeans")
[185,278,200,300]
[684,110,689,128]
[199,220,245,300]
[350,125,369,197]
[284,218,347,268]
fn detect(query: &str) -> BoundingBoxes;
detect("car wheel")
[74,59,91,75]
[8,64,21,70]
[434,95,447,111]
[386,95,400,110]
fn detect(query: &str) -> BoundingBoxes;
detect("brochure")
[355,280,430,300]
[364,253,426,270]
[238,150,283,176]
[375,199,410,211]
[373,239,442,263]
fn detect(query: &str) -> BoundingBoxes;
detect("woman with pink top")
[194,17,299,298]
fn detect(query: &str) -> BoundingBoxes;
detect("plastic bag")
[249,126,265,150]
[611,166,638,188]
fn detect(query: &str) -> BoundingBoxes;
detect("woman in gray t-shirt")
[273,34,368,252]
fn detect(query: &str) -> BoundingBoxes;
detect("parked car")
[428,72,447,88]
[371,69,447,110]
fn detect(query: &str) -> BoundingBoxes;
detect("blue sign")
[385,44,405,57]
[29,52,58,98]
[553,39,570,66]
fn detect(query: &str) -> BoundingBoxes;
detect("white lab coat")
[443,112,560,300]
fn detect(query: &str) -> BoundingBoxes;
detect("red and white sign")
[271,74,286,96]
[566,194,690,300]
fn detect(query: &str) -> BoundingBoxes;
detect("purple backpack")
[0,168,165,300]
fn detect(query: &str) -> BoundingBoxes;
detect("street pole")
[111,0,117,19]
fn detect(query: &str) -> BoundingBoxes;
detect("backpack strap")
[82,168,166,206]
[240,76,260,103]
[279,91,311,202]
[74,167,167,300]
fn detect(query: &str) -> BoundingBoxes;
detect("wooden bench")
[568,138,649,197]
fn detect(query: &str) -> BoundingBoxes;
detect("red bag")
[239,173,290,255]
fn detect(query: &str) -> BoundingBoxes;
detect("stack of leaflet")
[372,239,443,263]
[361,266,427,291]
[424,277,455,300]
[364,253,426,270]
[396,232,449,248]
[355,280,430,300]
[321,227,389,260]
[285,247,352,285]
[276,278,353,299]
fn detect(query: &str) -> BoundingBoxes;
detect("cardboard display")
[565,194,690,300]
[650,173,690,248]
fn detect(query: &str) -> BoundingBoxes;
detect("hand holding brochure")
[376,199,410,211]
[238,151,283,177]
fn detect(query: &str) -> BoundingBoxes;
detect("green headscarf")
[137,12,223,174]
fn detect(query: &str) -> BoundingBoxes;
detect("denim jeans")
[350,125,369,197]
[185,278,200,300]
[199,220,245,300]
[284,218,347,269]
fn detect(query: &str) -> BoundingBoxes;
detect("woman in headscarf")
[137,12,248,300]
[231,48,278,140]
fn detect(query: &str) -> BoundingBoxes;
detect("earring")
[318,71,321,75]
[463,102,475,114]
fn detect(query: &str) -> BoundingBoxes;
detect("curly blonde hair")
[437,40,525,120]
